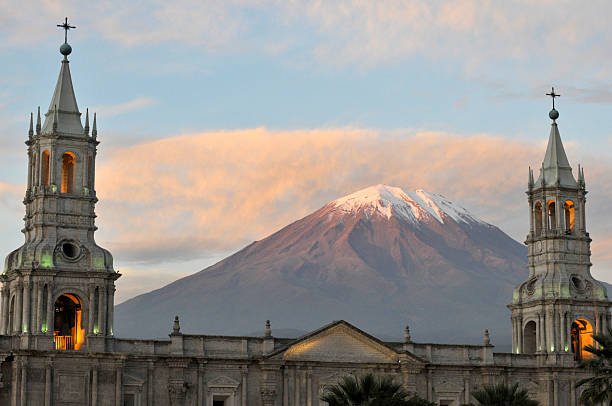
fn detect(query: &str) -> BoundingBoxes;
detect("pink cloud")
[94,128,548,261]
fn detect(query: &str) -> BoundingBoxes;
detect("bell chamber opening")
[53,293,84,350]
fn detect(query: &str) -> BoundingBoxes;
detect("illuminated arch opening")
[534,202,543,236]
[564,200,575,234]
[53,294,84,350]
[547,201,556,230]
[41,150,50,186]
[571,319,594,361]
[61,152,76,193]
[523,321,537,354]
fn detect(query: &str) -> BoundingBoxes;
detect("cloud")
[92,128,534,257]
[92,97,157,117]
[0,181,22,207]
[3,1,612,81]
[91,127,612,284]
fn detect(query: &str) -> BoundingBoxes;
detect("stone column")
[242,369,248,406]
[511,318,516,353]
[116,366,123,406]
[49,147,55,186]
[553,373,559,406]
[20,358,27,406]
[23,281,31,333]
[107,285,115,335]
[570,376,576,406]
[15,283,23,333]
[0,287,8,334]
[464,376,470,403]
[98,285,107,335]
[518,316,523,353]
[27,149,33,190]
[147,361,155,406]
[92,365,98,406]
[88,285,95,335]
[294,367,300,406]
[306,370,312,406]
[546,310,554,352]
[44,359,52,406]
[46,287,54,334]
[11,358,18,405]
[536,313,541,352]
[561,312,567,353]
[283,368,289,406]
[35,282,42,333]
[426,370,433,401]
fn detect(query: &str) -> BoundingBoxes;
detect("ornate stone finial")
[404,325,411,343]
[28,112,33,137]
[264,320,271,337]
[484,329,490,346]
[36,106,41,135]
[84,108,90,136]
[546,87,561,122]
[92,112,97,138]
[172,315,181,335]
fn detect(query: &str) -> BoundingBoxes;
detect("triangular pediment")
[207,376,240,388]
[273,321,400,363]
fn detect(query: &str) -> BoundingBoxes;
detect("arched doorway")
[53,294,84,350]
[523,321,537,354]
[571,319,594,361]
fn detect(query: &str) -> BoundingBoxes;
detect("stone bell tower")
[508,89,611,361]
[0,20,119,352]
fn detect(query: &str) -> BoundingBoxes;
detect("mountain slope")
[115,185,527,345]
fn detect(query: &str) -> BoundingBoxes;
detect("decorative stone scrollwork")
[526,278,537,296]
[168,380,188,406]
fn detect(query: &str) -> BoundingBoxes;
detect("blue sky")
[2,1,612,302]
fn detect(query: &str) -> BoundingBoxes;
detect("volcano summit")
[116,184,527,345]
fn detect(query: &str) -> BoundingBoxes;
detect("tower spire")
[92,112,97,138]
[28,112,33,137]
[41,18,83,136]
[84,108,90,136]
[535,87,576,188]
[36,106,41,135]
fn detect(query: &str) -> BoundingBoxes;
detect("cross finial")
[546,87,561,109]
[57,17,76,44]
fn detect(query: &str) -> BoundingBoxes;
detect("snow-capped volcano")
[116,185,527,346]
[330,184,484,225]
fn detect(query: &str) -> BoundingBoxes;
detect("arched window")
[571,319,593,361]
[61,152,76,193]
[53,293,84,350]
[534,202,543,236]
[523,321,537,354]
[548,201,556,230]
[41,150,50,186]
[564,200,575,234]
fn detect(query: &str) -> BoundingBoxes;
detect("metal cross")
[546,87,561,109]
[57,17,76,44]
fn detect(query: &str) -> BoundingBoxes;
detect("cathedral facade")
[0,32,610,406]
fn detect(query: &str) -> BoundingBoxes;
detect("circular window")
[571,276,585,292]
[62,242,79,259]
